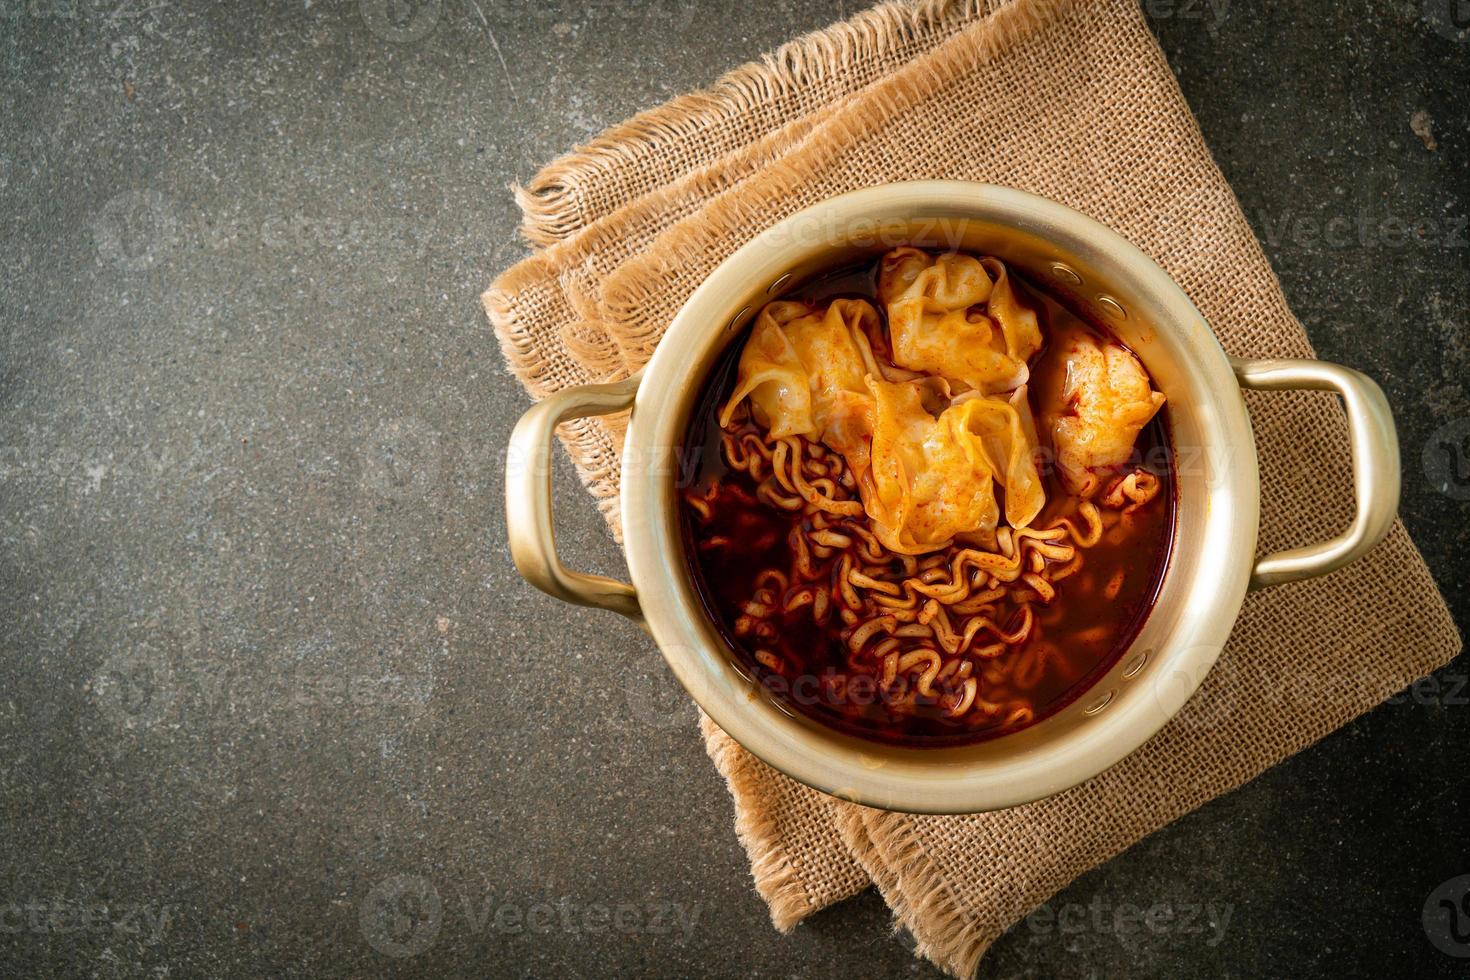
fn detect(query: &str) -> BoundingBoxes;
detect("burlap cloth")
[484,0,1462,974]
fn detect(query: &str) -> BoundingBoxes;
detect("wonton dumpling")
[1036,328,1166,497]
[944,386,1046,531]
[878,247,992,310]
[862,377,1001,555]
[719,299,883,438]
[720,294,1053,554]
[835,380,1047,553]
[877,248,1039,394]
[979,256,1044,367]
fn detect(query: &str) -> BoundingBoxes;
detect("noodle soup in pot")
[679,248,1175,746]
[509,182,1398,811]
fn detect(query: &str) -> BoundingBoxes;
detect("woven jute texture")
[484,0,1462,975]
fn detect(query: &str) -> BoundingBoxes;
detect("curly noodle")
[684,422,1162,727]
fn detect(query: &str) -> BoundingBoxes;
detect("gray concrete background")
[1,0,1466,977]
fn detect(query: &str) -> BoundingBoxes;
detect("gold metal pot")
[506,182,1399,814]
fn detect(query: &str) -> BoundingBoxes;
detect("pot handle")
[505,372,644,625]
[1230,357,1399,590]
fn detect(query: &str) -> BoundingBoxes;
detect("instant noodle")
[681,248,1173,745]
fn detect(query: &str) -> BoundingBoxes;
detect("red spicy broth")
[679,254,1175,746]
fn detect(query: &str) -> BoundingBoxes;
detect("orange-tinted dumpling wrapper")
[943,386,1047,531]
[857,380,1044,554]
[861,377,1002,554]
[1036,327,1166,497]
[719,299,883,438]
[721,295,1050,554]
[877,248,1042,394]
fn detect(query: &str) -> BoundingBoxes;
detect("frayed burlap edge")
[839,809,990,979]
[513,0,1007,246]
[598,0,1083,365]
[834,801,1001,979]
[483,110,832,534]
[486,108,826,384]
[700,712,818,930]
[482,284,628,532]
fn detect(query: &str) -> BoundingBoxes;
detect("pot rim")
[618,182,1261,810]
[616,182,1266,812]
[507,182,1396,811]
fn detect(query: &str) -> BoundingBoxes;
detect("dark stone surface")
[0,1,1464,977]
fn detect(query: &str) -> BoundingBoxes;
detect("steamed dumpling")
[818,377,1044,555]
